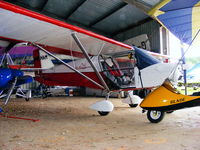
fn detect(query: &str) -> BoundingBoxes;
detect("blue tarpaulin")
[149,0,200,46]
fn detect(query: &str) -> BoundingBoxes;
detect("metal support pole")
[6,53,14,65]
[0,54,5,66]
[0,90,6,99]
[31,43,105,90]
[181,42,187,95]
[97,43,105,57]
[71,32,110,92]
[178,30,200,95]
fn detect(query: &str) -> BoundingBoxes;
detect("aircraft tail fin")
[39,50,54,69]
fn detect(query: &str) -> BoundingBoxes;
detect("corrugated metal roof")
[42,0,84,18]
[68,0,126,26]
[93,4,149,34]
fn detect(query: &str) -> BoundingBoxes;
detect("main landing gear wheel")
[166,110,174,114]
[98,111,110,116]
[129,104,138,108]
[147,110,165,123]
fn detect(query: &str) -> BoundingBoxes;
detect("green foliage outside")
[176,56,200,95]
[186,57,200,66]
[177,86,199,95]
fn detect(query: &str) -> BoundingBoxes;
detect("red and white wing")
[0,1,132,56]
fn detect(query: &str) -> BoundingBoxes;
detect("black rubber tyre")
[129,104,138,108]
[16,95,23,98]
[98,111,110,116]
[42,93,47,99]
[166,110,174,114]
[147,110,165,123]
[25,98,30,101]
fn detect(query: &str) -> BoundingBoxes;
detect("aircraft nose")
[11,69,24,77]
[0,68,12,87]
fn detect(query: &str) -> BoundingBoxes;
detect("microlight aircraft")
[0,1,180,115]
[2,41,180,116]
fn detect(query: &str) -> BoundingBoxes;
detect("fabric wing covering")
[149,0,200,46]
[0,7,131,56]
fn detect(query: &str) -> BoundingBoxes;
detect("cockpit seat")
[103,58,131,88]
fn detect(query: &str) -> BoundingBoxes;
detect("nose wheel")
[147,110,165,123]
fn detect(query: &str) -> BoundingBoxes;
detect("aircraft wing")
[0,1,132,56]
[0,1,171,69]
[148,0,200,46]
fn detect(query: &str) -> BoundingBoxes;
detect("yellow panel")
[192,2,200,46]
[148,0,171,17]
[140,85,200,108]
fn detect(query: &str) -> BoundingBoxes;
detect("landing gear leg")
[122,91,141,108]
[16,88,31,101]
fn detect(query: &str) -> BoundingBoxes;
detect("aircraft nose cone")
[0,68,12,88]
[11,69,24,77]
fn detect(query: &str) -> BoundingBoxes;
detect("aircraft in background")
[0,68,33,105]
[0,1,181,116]
[0,42,34,105]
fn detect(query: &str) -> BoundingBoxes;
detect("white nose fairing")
[135,63,179,88]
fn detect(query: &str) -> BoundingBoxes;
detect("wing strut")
[31,43,105,90]
[4,77,18,105]
[0,54,6,66]
[71,32,110,92]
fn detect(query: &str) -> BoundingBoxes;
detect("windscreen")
[134,46,160,70]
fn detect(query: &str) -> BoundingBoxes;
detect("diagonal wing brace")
[71,32,110,92]
[31,43,105,90]
[4,77,18,105]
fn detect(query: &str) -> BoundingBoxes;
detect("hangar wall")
[114,20,161,53]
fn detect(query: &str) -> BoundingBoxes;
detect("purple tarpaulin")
[0,46,37,58]
[0,47,5,55]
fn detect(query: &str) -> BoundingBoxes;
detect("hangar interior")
[1,1,200,149]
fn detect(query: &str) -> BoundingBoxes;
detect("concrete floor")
[0,97,200,150]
